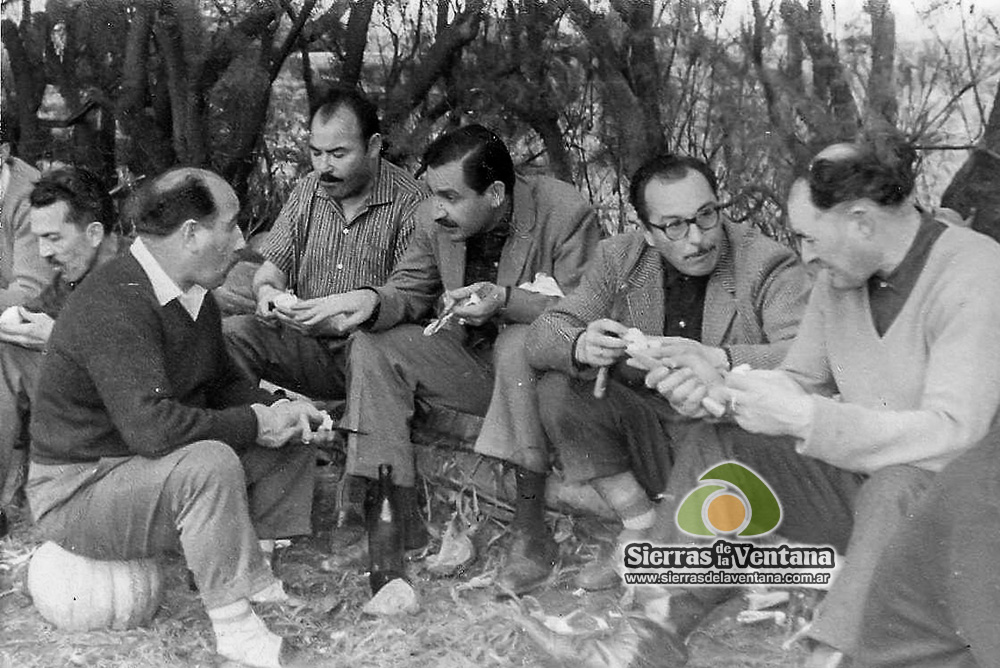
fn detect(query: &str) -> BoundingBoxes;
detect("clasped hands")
[577,319,814,436]
[252,399,338,449]
[254,286,379,336]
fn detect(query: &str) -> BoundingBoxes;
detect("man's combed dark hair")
[807,127,918,210]
[421,124,515,195]
[309,85,380,144]
[628,154,719,227]
[133,171,217,236]
[29,166,114,234]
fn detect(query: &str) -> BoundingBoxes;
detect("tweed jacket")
[370,174,600,330]
[1,157,53,309]
[525,221,809,376]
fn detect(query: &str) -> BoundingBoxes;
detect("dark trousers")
[855,439,1000,668]
[223,314,349,401]
[537,371,679,494]
[26,440,314,609]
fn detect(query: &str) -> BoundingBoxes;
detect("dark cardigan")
[30,253,274,465]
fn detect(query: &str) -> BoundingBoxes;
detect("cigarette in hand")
[594,367,609,399]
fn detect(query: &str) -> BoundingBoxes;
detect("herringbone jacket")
[525,221,810,376]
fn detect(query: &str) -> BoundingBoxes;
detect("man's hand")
[575,319,630,368]
[283,294,356,336]
[638,337,729,372]
[0,308,54,350]
[626,348,725,418]
[445,282,505,326]
[252,399,336,449]
[253,285,286,328]
[289,289,381,335]
[725,369,814,438]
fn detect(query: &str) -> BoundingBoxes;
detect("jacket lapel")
[625,247,666,335]
[497,175,536,285]
[702,227,736,346]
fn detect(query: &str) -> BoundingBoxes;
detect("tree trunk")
[941,79,1000,241]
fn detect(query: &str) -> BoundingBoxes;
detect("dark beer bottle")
[367,464,405,594]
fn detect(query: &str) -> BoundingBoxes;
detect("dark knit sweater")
[30,254,273,465]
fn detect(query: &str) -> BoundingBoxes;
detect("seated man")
[524,154,811,589]
[26,167,332,668]
[0,120,53,310]
[853,437,1000,668]
[326,124,600,594]
[224,86,424,402]
[0,167,119,520]
[723,130,1000,666]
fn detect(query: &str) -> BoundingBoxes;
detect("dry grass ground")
[1,470,815,668]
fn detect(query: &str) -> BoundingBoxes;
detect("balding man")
[26,168,331,668]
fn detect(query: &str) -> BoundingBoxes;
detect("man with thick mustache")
[224,86,424,404]
[0,166,119,524]
[525,154,812,596]
[323,124,600,594]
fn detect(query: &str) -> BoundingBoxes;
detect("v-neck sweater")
[782,225,1000,474]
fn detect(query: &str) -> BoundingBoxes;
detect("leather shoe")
[496,530,558,596]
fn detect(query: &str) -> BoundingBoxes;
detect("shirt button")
[336,263,344,270]
[342,229,349,235]
[679,320,687,328]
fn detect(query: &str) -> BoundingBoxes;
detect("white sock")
[208,599,282,668]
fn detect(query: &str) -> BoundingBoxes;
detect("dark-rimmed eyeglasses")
[648,203,725,241]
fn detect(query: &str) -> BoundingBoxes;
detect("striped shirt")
[260,159,425,299]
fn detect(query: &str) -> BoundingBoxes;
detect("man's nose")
[38,239,54,258]
[232,229,246,252]
[800,243,817,265]
[686,222,704,246]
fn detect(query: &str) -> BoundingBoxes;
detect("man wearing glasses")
[525,154,810,595]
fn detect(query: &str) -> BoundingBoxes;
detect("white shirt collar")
[130,237,207,320]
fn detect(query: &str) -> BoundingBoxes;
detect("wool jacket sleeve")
[71,290,261,457]
[502,203,600,325]
[525,238,620,377]
[794,256,1000,474]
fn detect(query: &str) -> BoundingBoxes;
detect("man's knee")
[856,464,934,517]
[536,371,577,426]
[169,441,244,493]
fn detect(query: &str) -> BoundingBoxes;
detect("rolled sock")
[208,599,282,668]
[593,472,656,530]
[249,580,289,603]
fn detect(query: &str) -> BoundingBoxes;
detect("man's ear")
[488,181,505,208]
[0,143,10,164]
[366,133,383,159]
[180,219,200,248]
[84,221,106,248]
[849,204,876,238]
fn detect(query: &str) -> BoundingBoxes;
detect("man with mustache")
[524,153,812,599]
[322,124,601,594]
[0,166,119,532]
[224,86,424,405]
[25,167,332,668]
